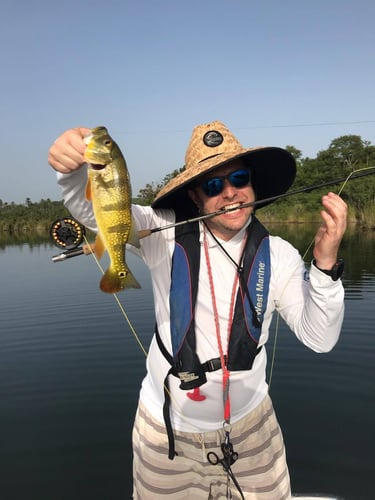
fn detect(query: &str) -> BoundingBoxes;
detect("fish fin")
[85,178,92,201]
[100,266,141,293]
[127,220,140,248]
[83,234,105,259]
[93,234,106,259]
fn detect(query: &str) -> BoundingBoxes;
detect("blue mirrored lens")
[229,169,250,187]
[201,169,250,197]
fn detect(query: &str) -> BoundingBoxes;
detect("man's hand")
[313,192,348,270]
[48,127,91,174]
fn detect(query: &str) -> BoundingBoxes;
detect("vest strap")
[201,347,262,373]
[162,370,178,460]
[201,356,226,372]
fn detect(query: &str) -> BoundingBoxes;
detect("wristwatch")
[313,259,344,281]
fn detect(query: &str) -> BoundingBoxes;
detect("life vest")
[155,216,271,458]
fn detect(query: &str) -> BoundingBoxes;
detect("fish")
[83,126,140,293]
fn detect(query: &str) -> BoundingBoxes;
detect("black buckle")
[203,356,227,372]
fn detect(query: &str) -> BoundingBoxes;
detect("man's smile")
[220,202,244,215]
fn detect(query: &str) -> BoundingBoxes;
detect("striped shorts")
[132,394,291,499]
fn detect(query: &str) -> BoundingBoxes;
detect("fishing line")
[267,166,374,389]
[81,234,214,439]
[299,166,373,261]
[82,234,148,358]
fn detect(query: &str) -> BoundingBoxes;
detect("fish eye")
[104,139,112,147]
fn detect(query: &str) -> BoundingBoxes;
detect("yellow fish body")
[84,127,140,293]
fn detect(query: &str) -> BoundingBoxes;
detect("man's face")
[188,159,256,241]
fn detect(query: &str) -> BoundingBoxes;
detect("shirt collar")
[199,216,252,247]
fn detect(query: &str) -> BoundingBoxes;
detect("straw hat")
[152,120,296,210]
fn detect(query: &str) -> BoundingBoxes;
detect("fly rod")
[138,166,375,239]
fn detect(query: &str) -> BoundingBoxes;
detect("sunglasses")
[200,168,251,197]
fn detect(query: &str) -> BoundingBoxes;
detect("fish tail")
[100,266,141,293]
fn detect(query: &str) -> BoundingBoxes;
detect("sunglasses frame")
[199,168,251,197]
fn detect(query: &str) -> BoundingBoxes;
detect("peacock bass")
[83,126,140,293]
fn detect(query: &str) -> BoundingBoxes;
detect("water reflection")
[0,231,50,250]
[0,226,374,500]
[265,221,375,277]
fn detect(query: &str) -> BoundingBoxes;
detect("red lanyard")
[203,228,243,423]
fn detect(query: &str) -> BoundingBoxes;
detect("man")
[49,121,347,499]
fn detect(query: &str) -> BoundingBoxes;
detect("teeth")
[223,204,241,211]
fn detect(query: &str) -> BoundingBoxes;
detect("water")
[0,225,374,500]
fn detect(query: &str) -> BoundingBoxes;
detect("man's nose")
[221,179,237,197]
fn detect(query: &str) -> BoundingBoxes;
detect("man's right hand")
[48,127,91,174]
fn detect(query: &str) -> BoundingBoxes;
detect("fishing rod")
[50,166,375,261]
[138,166,375,239]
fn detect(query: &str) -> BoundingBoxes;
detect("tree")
[135,166,184,205]
[161,167,184,185]
[312,135,375,211]
[285,145,303,163]
[137,182,162,205]
[317,135,368,174]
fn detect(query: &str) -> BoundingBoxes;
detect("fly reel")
[50,217,86,250]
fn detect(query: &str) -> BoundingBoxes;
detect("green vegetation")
[0,198,70,233]
[259,135,375,228]
[132,167,185,206]
[2,134,375,234]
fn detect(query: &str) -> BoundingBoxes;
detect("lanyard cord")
[203,225,246,423]
[204,222,261,329]
[203,226,247,500]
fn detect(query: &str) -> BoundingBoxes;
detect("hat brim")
[152,146,296,210]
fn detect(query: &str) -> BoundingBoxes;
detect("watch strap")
[313,259,344,281]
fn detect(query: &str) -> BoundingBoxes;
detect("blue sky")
[1,0,374,203]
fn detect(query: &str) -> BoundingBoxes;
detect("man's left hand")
[313,192,348,270]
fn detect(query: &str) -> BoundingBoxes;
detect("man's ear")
[187,188,200,209]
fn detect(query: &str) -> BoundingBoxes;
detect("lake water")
[0,224,374,500]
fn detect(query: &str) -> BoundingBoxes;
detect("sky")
[1,0,374,204]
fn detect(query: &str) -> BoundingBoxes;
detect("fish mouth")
[88,163,106,171]
[84,134,105,169]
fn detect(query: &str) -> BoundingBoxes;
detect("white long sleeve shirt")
[57,167,344,432]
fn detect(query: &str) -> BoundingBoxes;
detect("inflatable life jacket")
[155,216,271,458]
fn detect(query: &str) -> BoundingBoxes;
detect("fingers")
[48,127,91,174]
[320,192,348,235]
[313,193,348,268]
